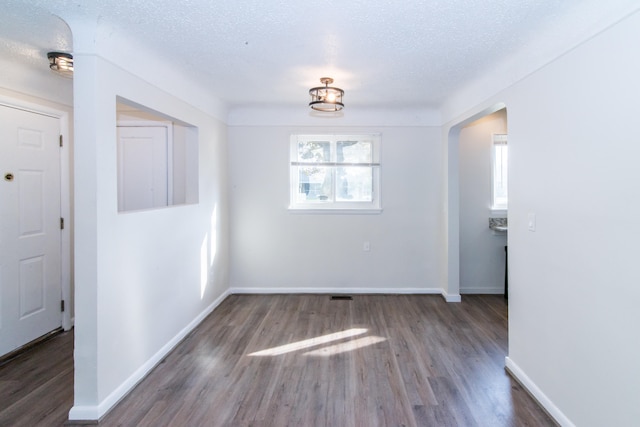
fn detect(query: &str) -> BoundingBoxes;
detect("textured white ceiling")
[0,0,636,110]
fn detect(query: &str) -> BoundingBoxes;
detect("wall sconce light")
[309,77,344,112]
[47,52,73,77]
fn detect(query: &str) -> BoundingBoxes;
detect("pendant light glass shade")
[309,77,344,112]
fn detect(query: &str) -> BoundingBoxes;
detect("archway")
[445,102,506,300]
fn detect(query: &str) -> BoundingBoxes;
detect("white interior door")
[0,105,62,357]
[117,125,170,212]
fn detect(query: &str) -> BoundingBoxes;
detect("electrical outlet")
[363,241,371,251]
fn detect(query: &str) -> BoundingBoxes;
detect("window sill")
[288,207,383,215]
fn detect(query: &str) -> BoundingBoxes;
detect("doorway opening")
[445,103,507,300]
[458,109,508,295]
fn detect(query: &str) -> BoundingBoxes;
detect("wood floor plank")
[0,295,557,426]
[0,330,73,427]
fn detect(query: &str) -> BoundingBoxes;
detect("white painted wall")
[459,110,507,293]
[69,23,230,419]
[0,57,74,107]
[444,8,640,426]
[228,124,444,293]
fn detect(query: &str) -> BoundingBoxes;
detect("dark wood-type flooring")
[0,327,74,425]
[0,294,556,426]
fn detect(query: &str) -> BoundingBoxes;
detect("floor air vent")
[330,295,353,301]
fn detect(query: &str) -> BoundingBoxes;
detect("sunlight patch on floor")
[248,328,368,356]
[303,336,387,356]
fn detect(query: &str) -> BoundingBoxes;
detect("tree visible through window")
[290,134,381,211]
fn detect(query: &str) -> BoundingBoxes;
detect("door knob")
[4,173,14,181]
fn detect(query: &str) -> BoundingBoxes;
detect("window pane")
[298,140,330,163]
[296,166,332,202]
[493,144,508,208]
[290,134,381,211]
[336,166,373,202]
[337,140,372,163]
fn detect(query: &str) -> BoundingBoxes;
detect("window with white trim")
[290,134,381,212]
[492,134,508,210]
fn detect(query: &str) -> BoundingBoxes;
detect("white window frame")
[289,134,382,213]
[491,133,508,212]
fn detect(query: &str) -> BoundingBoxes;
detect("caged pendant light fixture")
[309,77,344,112]
[47,52,73,77]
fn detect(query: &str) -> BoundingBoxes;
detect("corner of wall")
[505,357,575,427]
[441,291,461,303]
[68,289,232,421]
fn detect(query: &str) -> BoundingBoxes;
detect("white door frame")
[0,94,72,331]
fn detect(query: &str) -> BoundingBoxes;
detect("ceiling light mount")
[47,52,73,77]
[309,77,344,112]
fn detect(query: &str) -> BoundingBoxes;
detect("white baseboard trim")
[228,286,464,303]
[441,291,462,302]
[64,316,75,331]
[68,289,232,421]
[460,286,504,294]
[228,286,443,296]
[67,405,99,422]
[505,356,574,427]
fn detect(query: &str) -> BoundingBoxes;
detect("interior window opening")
[116,97,199,213]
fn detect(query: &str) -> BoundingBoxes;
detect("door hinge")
[59,135,63,147]
[61,300,65,312]
[60,217,64,230]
